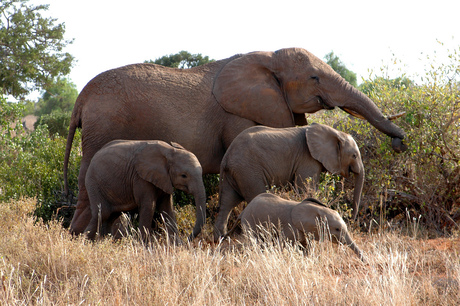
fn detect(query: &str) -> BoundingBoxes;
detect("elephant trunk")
[188,185,207,241]
[352,167,365,220]
[342,232,366,262]
[336,81,407,152]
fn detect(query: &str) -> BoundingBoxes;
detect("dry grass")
[1,198,459,305]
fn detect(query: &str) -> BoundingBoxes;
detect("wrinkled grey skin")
[64,47,406,235]
[227,193,365,261]
[84,140,206,241]
[214,123,364,240]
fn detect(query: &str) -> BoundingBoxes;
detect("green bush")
[34,110,72,138]
[0,97,81,224]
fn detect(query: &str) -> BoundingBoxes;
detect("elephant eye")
[181,174,187,178]
[352,154,357,159]
[311,76,319,83]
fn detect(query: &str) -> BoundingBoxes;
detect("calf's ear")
[305,123,342,174]
[134,144,174,194]
[290,203,320,237]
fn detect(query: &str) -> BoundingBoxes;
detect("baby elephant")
[214,123,364,240]
[84,140,206,241]
[228,193,365,261]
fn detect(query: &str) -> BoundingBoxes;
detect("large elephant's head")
[305,123,364,219]
[134,141,207,241]
[213,48,406,152]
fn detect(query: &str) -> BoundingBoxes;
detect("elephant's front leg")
[134,182,160,241]
[137,200,156,241]
[156,193,182,245]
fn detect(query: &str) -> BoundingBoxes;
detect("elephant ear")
[305,123,342,174]
[212,51,295,128]
[290,203,320,236]
[170,142,185,150]
[134,143,174,194]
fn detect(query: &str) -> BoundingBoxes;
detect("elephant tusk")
[341,107,366,120]
[387,112,406,121]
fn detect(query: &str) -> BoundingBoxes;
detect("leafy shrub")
[0,97,81,224]
[34,110,72,138]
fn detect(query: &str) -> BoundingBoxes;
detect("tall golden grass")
[1,198,459,305]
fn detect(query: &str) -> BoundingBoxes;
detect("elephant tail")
[63,95,83,196]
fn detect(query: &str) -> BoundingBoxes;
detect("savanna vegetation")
[0,197,459,304]
[1,1,459,303]
[1,47,459,302]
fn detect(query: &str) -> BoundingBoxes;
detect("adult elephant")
[64,47,406,235]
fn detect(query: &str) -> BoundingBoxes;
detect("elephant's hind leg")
[214,185,244,241]
[84,202,112,240]
[70,158,92,235]
[84,216,98,240]
[85,181,113,239]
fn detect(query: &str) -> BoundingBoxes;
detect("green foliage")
[34,78,78,116]
[146,51,214,69]
[0,94,24,133]
[175,204,196,236]
[0,95,81,223]
[315,46,460,233]
[359,77,414,96]
[324,51,358,87]
[34,110,72,138]
[21,100,35,115]
[0,0,74,98]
